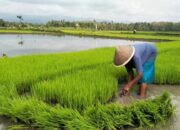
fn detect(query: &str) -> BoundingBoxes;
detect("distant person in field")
[113,43,157,98]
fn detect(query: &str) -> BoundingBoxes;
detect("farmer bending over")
[114,43,157,98]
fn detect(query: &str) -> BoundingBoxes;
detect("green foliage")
[45,20,180,31]
[0,19,6,27]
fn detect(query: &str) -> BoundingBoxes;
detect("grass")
[0,28,180,129]
[60,28,180,41]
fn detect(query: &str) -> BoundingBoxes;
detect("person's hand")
[122,84,131,96]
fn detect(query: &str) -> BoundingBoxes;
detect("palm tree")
[17,15,23,22]
[16,15,24,28]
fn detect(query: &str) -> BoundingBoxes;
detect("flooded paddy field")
[0,34,152,56]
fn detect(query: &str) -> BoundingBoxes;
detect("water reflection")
[18,41,24,45]
[0,34,153,57]
[2,53,7,57]
[17,35,24,45]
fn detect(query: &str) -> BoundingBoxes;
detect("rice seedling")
[31,64,124,110]
[0,90,174,130]
[84,92,174,130]
[155,42,180,84]
[0,47,127,110]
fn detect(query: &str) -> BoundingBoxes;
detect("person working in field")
[114,43,157,98]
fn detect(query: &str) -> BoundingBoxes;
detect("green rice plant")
[0,49,112,93]
[0,47,114,92]
[84,103,133,130]
[31,64,125,110]
[7,125,28,130]
[2,97,82,129]
[0,92,173,130]
[0,47,127,110]
[84,92,174,130]
[1,96,97,129]
[66,118,99,130]
[155,41,180,84]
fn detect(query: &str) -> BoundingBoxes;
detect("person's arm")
[123,55,143,94]
[125,65,134,82]
[127,69,134,83]
[123,72,143,93]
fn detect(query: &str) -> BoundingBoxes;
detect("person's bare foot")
[139,95,146,99]
[139,83,148,99]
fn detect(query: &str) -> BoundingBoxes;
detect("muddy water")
[0,116,32,130]
[116,84,180,130]
[0,117,14,130]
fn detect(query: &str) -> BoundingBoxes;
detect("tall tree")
[16,15,24,28]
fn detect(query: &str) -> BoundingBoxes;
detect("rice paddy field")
[0,28,180,129]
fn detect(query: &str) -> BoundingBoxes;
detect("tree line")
[46,20,180,31]
[0,18,180,31]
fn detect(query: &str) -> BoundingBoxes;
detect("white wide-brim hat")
[113,45,135,67]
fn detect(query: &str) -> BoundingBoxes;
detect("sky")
[0,0,180,23]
